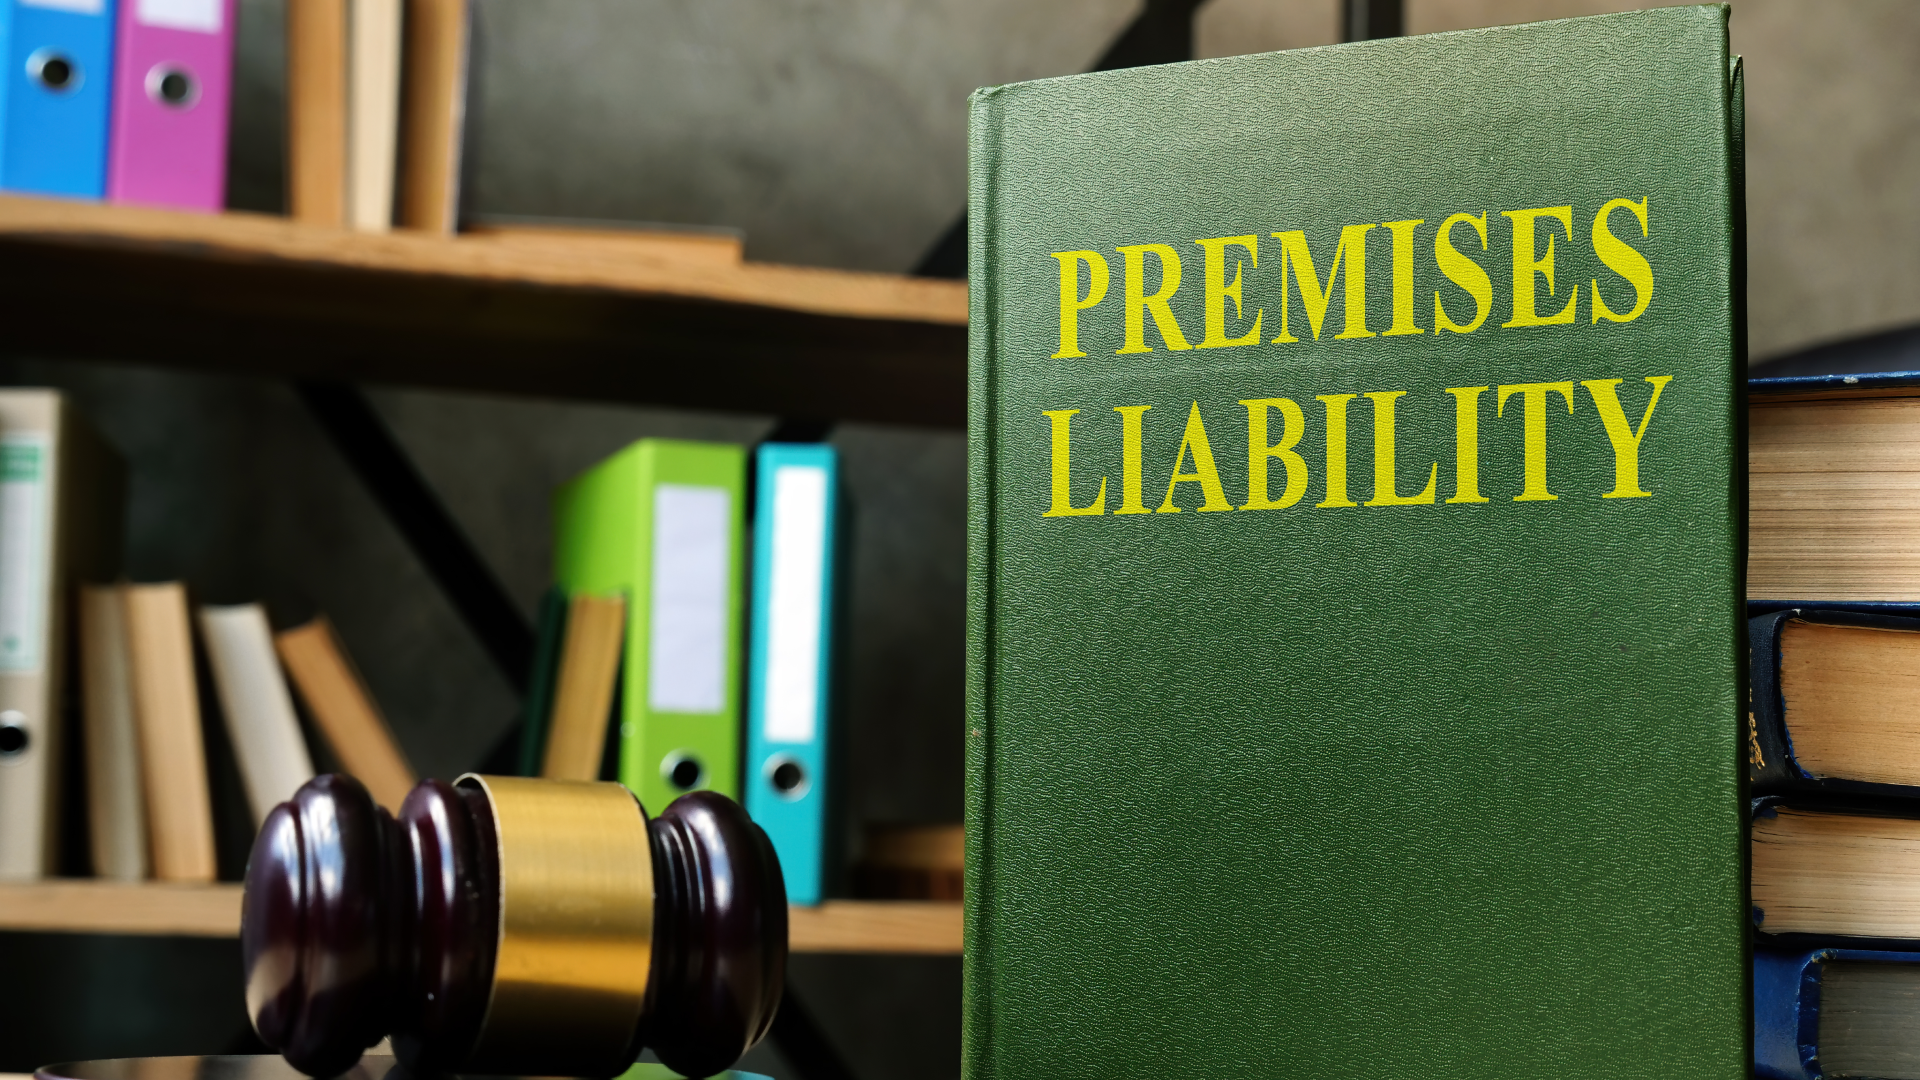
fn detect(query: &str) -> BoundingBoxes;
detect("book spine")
[79,584,146,880]
[285,0,346,226]
[199,603,315,826]
[396,0,466,232]
[274,615,414,811]
[124,581,216,883]
[1753,947,1821,1080]
[345,0,400,232]
[1748,610,1802,791]
[962,81,1003,1080]
[540,591,624,781]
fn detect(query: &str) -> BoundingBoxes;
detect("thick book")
[199,603,315,825]
[105,0,235,210]
[0,391,122,880]
[78,584,146,880]
[3,0,117,197]
[1750,372,1920,604]
[1756,946,1920,1080]
[1751,798,1920,945]
[554,438,746,814]
[123,581,215,883]
[965,8,1743,1079]
[744,442,841,906]
[1749,608,1920,798]
[274,615,413,811]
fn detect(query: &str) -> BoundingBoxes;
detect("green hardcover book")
[966,8,1742,1080]
[554,439,746,813]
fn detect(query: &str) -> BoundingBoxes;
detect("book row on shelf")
[5,0,468,233]
[0,388,961,907]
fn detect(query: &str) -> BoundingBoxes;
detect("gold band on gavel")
[456,774,654,1073]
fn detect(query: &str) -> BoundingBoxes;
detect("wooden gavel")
[240,773,786,1079]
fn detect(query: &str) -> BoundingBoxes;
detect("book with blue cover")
[3,0,118,197]
[1757,946,1920,1080]
[744,442,841,905]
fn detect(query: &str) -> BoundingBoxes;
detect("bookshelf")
[0,195,967,427]
[0,881,962,954]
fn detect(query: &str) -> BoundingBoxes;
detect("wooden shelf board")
[0,196,967,426]
[0,881,961,954]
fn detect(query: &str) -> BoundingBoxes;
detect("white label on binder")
[0,438,50,674]
[137,0,221,32]
[648,484,729,713]
[763,466,827,744]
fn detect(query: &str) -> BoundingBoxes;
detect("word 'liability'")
[1042,377,1672,518]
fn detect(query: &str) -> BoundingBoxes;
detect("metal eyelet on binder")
[26,49,79,92]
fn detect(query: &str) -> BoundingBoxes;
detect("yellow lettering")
[1501,206,1578,327]
[1239,398,1310,510]
[1434,211,1492,334]
[1113,405,1153,514]
[1271,225,1376,342]
[1115,244,1192,353]
[1581,376,1672,498]
[1362,391,1437,506]
[1315,394,1358,508]
[1382,219,1425,337]
[1157,402,1232,513]
[1195,235,1263,349]
[1495,382,1577,501]
[1590,197,1653,324]
[1443,386,1490,504]
[1041,409,1107,517]
[1050,250,1109,359]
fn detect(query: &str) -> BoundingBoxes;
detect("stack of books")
[1750,370,1920,1080]
[0,388,414,883]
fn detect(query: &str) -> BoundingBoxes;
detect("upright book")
[966,8,1742,1080]
[0,392,122,879]
[3,0,118,197]
[554,438,746,814]
[78,583,145,880]
[199,603,315,825]
[106,0,236,210]
[123,581,215,882]
[744,442,840,905]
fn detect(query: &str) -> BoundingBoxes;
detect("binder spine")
[4,0,118,197]
[744,443,838,904]
[106,0,235,210]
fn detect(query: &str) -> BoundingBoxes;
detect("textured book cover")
[966,7,1743,1079]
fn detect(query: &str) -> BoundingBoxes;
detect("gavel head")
[240,774,786,1079]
